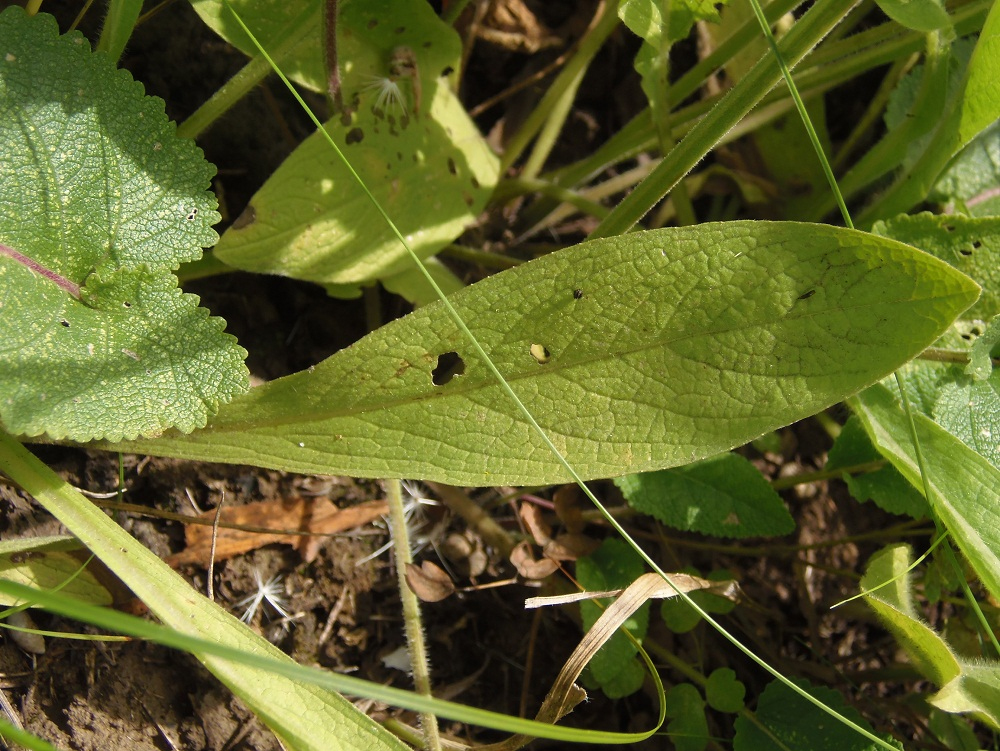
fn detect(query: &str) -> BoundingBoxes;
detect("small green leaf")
[705,667,746,713]
[852,385,1000,603]
[927,708,980,751]
[577,539,649,699]
[665,683,709,751]
[116,222,980,485]
[875,0,951,32]
[861,544,961,686]
[0,7,247,441]
[0,536,111,608]
[872,213,1000,320]
[734,678,894,751]
[826,415,929,518]
[616,453,794,538]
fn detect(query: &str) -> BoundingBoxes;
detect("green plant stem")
[178,1,319,140]
[537,0,988,211]
[807,32,952,225]
[589,0,858,238]
[175,252,233,284]
[24,0,43,15]
[499,0,620,175]
[178,55,272,140]
[831,54,914,172]
[492,177,610,219]
[385,478,441,751]
[748,0,852,228]
[97,0,142,64]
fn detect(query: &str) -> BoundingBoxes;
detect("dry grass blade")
[476,573,739,751]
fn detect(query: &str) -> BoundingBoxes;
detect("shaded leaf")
[705,667,746,713]
[577,539,648,698]
[932,661,1000,728]
[665,683,709,751]
[616,452,794,538]
[0,536,111,608]
[826,415,929,518]
[114,222,979,485]
[734,678,894,751]
[875,0,951,32]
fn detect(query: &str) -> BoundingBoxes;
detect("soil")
[0,2,942,750]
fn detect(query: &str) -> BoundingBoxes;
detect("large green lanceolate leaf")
[195,0,498,286]
[851,385,1000,602]
[0,8,248,442]
[111,222,979,485]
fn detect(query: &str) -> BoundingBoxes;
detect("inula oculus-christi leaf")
[112,222,978,485]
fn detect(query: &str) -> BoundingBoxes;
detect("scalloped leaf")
[0,7,247,441]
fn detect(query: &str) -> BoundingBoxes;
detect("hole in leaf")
[573,289,584,299]
[797,289,816,300]
[530,344,551,364]
[345,127,364,145]
[432,351,465,385]
[122,301,132,308]
[959,248,973,256]
[973,240,982,249]
[186,208,198,220]
[447,157,457,175]
[60,319,70,327]
[442,65,454,77]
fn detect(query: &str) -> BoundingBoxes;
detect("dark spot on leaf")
[972,240,982,249]
[530,344,551,364]
[470,176,480,189]
[573,289,584,299]
[962,333,973,340]
[123,301,132,308]
[346,127,364,144]
[395,26,405,33]
[462,192,474,206]
[423,41,432,49]
[186,208,198,220]
[943,224,955,232]
[367,19,377,29]
[971,326,982,336]
[60,319,70,327]
[959,248,973,256]
[232,204,256,230]
[432,351,465,385]
[447,157,457,175]
[797,289,816,300]
[442,65,454,77]
[340,112,353,127]
[397,152,404,161]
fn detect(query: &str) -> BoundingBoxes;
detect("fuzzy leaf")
[0,7,247,442]
[852,385,1000,603]
[861,544,961,686]
[616,453,794,538]
[932,121,1000,218]
[113,222,979,485]
[933,368,1000,469]
[932,662,1000,728]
